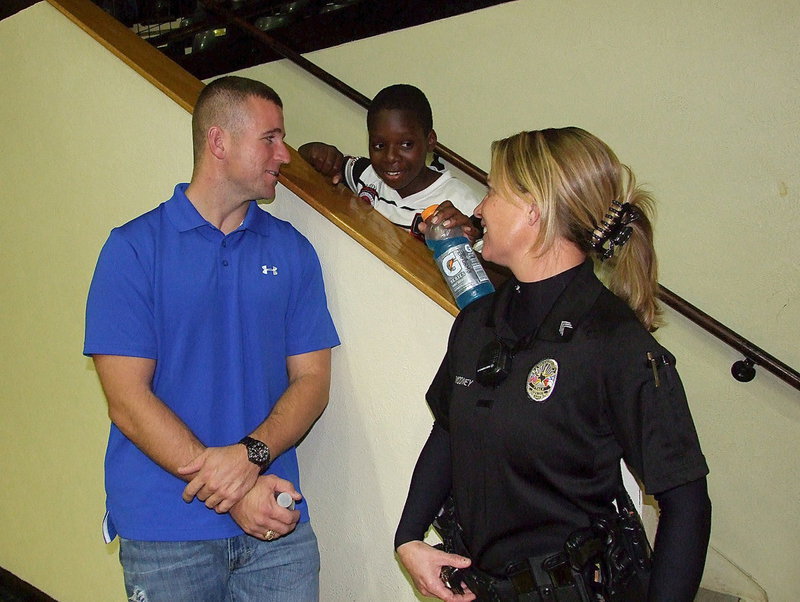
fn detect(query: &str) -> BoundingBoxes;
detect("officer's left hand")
[178,444,260,513]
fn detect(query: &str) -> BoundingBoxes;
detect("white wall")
[0,2,193,599]
[238,1,799,599]
[264,192,454,599]
[1,2,451,600]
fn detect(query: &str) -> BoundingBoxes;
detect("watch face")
[242,437,270,468]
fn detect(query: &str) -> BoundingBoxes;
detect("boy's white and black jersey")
[342,156,480,235]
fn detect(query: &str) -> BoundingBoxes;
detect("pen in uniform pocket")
[646,352,660,388]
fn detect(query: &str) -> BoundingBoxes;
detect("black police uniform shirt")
[426,259,709,576]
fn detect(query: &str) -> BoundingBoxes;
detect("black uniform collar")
[489,259,603,344]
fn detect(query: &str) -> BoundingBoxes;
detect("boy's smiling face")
[368,108,438,198]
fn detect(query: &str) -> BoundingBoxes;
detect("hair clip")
[589,201,640,261]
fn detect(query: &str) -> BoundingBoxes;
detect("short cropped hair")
[367,84,433,134]
[192,76,283,162]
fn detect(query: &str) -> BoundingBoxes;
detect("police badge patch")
[527,359,559,402]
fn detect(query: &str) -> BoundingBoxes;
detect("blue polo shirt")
[84,183,339,541]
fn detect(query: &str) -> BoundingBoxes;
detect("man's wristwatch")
[239,436,271,472]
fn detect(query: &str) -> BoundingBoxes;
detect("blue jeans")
[119,522,319,602]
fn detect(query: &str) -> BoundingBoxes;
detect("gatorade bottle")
[421,204,494,309]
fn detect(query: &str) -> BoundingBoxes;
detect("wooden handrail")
[198,0,800,392]
[279,149,458,315]
[200,0,489,186]
[48,0,800,390]
[47,0,458,316]
[48,0,203,112]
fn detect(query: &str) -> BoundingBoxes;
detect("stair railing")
[199,0,800,392]
[53,0,799,392]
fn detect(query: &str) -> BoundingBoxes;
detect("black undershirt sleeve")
[394,421,453,550]
[648,477,712,601]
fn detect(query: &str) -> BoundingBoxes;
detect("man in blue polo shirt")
[84,76,339,601]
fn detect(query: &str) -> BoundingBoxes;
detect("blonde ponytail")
[602,167,662,331]
[490,128,663,330]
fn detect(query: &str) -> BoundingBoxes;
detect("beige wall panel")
[1,2,191,599]
[239,1,799,599]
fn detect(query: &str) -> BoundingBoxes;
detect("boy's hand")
[417,201,480,243]
[298,142,345,185]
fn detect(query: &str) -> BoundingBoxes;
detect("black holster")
[564,486,652,601]
[433,490,652,602]
[433,497,591,602]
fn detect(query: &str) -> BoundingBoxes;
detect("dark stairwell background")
[2,0,517,80]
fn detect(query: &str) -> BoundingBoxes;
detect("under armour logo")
[262,265,278,275]
[558,321,573,337]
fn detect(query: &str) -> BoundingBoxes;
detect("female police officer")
[395,128,711,601]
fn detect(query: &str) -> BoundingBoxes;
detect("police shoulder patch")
[526,358,559,402]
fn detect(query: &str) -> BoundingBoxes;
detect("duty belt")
[451,552,591,602]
